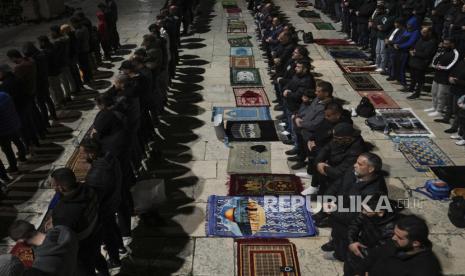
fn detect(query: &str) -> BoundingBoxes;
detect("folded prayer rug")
[233,87,270,107]
[206,195,316,237]
[231,68,263,87]
[398,137,455,172]
[345,73,383,91]
[237,239,302,276]
[379,108,434,136]
[357,91,400,109]
[228,174,304,195]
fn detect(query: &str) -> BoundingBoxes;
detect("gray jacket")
[298,98,331,132]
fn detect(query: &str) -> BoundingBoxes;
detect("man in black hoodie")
[356,0,377,48]
[365,215,442,276]
[8,220,78,276]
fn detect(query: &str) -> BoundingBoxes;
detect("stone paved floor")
[1,0,465,275]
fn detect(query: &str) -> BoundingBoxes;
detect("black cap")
[119,60,136,71]
[333,122,360,137]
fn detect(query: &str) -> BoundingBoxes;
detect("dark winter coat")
[432,48,460,84]
[284,73,315,112]
[0,91,21,136]
[408,37,438,70]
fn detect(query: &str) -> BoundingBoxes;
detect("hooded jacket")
[408,36,438,70]
[394,17,420,51]
[284,73,315,112]
[85,152,122,218]
[374,8,396,39]
[432,47,460,84]
[32,225,78,276]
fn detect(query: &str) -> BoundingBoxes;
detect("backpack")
[298,30,314,44]
[448,196,465,228]
[365,115,386,131]
[356,97,376,118]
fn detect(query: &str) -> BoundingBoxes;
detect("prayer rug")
[430,166,465,189]
[10,242,34,267]
[336,58,373,67]
[231,68,263,87]
[398,137,455,172]
[228,20,247,30]
[228,37,253,47]
[206,195,316,237]
[237,239,302,276]
[326,45,360,51]
[345,73,383,91]
[231,56,256,68]
[226,7,242,13]
[329,50,368,59]
[303,17,323,23]
[315,38,353,45]
[357,91,400,109]
[231,47,253,57]
[228,174,304,195]
[313,22,335,30]
[379,108,434,136]
[228,25,247,33]
[234,87,270,107]
[225,120,280,142]
[228,33,251,40]
[66,146,91,181]
[227,142,272,174]
[298,9,320,18]
[212,107,272,121]
[227,12,242,19]
[342,65,378,74]
[222,0,237,8]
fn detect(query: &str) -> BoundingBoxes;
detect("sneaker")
[290,162,306,170]
[444,128,458,134]
[287,155,303,162]
[375,68,383,72]
[351,107,357,117]
[296,172,312,179]
[281,130,290,136]
[456,140,465,146]
[428,111,441,117]
[407,93,420,100]
[323,252,339,261]
[278,122,286,127]
[434,118,449,124]
[424,107,435,112]
[301,185,318,195]
[321,241,335,252]
[450,135,462,140]
[285,148,299,155]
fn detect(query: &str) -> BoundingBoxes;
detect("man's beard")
[395,240,415,252]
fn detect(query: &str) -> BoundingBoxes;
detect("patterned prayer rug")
[313,22,335,30]
[228,25,248,33]
[10,242,34,267]
[378,108,434,136]
[66,146,91,181]
[226,7,242,13]
[234,87,270,107]
[225,120,280,142]
[228,174,304,195]
[357,91,400,109]
[206,195,316,237]
[227,142,272,174]
[231,47,254,57]
[237,239,302,276]
[231,68,263,87]
[329,50,368,59]
[222,0,237,8]
[303,17,323,23]
[228,33,250,40]
[227,12,242,19]
[315,38,353,45]
[342,65,378,74]
[345,73,383,91]
[231,56,256,68]
[228,37,253,47]
[336,58,373,67]
[212,107,272,122]
[398,137,455,172]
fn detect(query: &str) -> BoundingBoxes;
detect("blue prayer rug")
[398,137,455,172]
[206,195,317,238]
[211,107,272,122]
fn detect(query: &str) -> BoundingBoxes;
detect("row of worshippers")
[0,0,121,188]
[251,1,443,275]
[0,0,200,275]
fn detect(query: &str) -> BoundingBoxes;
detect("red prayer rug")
[237,239,301,276]
[234,87,270,107]
[228,174,304,195]
[10,242,34,267]
[314,38,354,46]
[230,56,256,68]
[226,7,242,13]
[357,91,400,109]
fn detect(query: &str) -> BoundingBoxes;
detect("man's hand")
[295,117,303,127]
[462,26,465,30]
[393,44,399,50]
[356,11,359,16]
[349,242,367,258]
[307,140,316,151]
[377,25,382,30]
[449,76,458,84]
[431,10,437,15]
[283,90,290,97]
[317,162,329,175]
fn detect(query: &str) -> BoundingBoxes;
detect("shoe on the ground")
[407,93,420,100]
[274,105,283,111]
[285,148,299,155]
[375,68,383,72]
[288,155,303,162]
[276,114,286,120]
[434,118,449,124]
[428,111,441,117]
[301,185,318,195]
[282,139,295,145]
[386,77,395,81]
[281,130,290,136]
[296,172,312,180]
[272,99,279,103]
[321,241,335,252]
[444,128,458,134]
[351,107,357,117]
[380,71,389,76]
[400,87,412,93]
[450,135,462,139]
[323,252,343,261]
[290,162,306,170]
[456,140,465,146]
[424,107,435,112]
[278,122,286,127]
[315,216,331,228]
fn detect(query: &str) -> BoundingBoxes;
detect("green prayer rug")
[313,22,335,30]
[227,142,271,174]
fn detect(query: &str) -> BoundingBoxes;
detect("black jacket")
[367,240,442,276]
[284,73,315,112]
[374,12,396,39]
[85,152,122,218]
[432,48,460,84]
[432,0,452,25]
[31,50,50,96]
[408,37,438,70]
[357,0,376,24]
[450,11,465,40]
[93,109,128,157]
[0,72,26,110]
[51,36,69,69]
[52,185,99,241]
[313,111,353,147]
[450,60,465,95]
[274,42,296,73]
[315,135,367,181]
